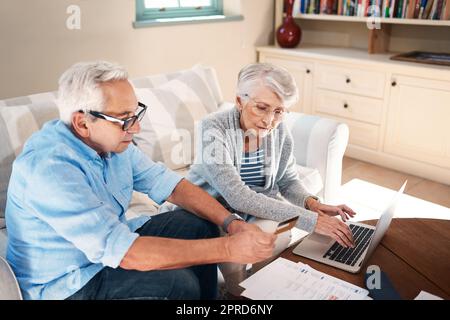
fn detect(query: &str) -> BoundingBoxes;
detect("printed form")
[240,258,369,300]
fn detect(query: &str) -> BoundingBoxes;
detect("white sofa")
[0,65,349,299]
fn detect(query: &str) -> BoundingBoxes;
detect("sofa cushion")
[297,165,323,197]
[0,102,60,218]
[131,65,223,107]
[0,91,58,107]
[133,65,219,170]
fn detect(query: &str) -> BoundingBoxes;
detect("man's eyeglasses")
[81,102,148,131]
[244,94,288,121]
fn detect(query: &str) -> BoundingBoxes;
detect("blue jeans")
[66,209,220,300]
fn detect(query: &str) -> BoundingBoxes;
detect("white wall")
[0,0,275,101]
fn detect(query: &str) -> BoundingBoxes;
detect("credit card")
[274,216,298,235]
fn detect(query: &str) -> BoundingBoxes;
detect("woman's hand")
[314,214,355,248]
[306,198,356,222]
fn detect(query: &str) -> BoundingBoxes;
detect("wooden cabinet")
[257,46,450,184]
[384,75,450,169]
[258,54,313,114]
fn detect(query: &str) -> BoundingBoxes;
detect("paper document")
[240,258,369,300]
[414,291,443,300]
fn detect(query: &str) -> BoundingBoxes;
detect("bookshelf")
[294,13,450,25]
[274,0,450,53]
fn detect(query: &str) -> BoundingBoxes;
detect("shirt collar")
[53,120,106,161]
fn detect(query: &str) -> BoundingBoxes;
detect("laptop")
[292,181,407,273]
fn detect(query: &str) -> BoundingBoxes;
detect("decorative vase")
[276,0,302,48]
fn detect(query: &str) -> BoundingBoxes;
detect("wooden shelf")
[273,0,450,54]
[294,14,450,27]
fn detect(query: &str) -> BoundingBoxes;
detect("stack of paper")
[240,257,369,300]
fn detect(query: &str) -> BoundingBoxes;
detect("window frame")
[136,0,224,21]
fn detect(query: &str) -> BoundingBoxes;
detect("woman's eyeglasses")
[81,102,148,131]
[243,94,288,121]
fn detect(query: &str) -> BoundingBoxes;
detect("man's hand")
[227,220,261,235]
[306,198,356,222]
[225,230,277,264]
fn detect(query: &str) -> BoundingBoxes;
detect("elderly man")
[5,61,276,300]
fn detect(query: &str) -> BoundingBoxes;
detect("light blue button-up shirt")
[5,120,182,300]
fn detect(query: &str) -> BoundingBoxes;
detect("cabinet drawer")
[316,64,386,98]
[315,89,384,125]
[315,112,380,150]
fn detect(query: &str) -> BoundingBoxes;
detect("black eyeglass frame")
[81,102,148,131]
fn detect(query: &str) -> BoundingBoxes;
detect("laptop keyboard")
[323,224,375,266]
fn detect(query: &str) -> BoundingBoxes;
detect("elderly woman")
[187,63,356,293]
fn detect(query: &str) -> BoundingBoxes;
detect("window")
[136,0,223,21]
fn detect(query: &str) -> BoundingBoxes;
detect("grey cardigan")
[186,107,318,233]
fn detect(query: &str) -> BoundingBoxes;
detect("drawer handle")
[391,81,397,87]
[343,103,349,109]
[306,69,311,74]
[346,78,351,84]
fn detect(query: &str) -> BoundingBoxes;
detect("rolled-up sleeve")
[25,155,139,268]
[129,145,183,204]
[102,223,139,268]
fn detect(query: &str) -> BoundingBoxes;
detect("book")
[338,0,343,14]
[419,0,429,18]
[301,0,307,13]
[413,0,422,17]
[402,0,409,17]
[385,0,392,17]
[444,0,450,19]
[408,0,414,16]
[397,0,405,17]
[429,0,439,18]
[436,0,444,18]
[391,0,397,17]
[423,0,434,18]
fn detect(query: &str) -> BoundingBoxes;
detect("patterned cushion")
[131,65,223,106]
[0,102,60,218]
[0,91,58,107]
[133,65,220,170]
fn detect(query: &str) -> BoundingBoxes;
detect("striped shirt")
[240,149,265,187]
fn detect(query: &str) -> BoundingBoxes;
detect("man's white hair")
[236,63,299,108]
[57,61,129,124]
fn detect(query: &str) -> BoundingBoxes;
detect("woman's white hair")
[236,63,299,108]
[57,61,129,124]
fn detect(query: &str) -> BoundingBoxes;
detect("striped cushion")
[0,102,60,218]
[133,66,219,170]
[131,65,223,106]
[0,91,58,107]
